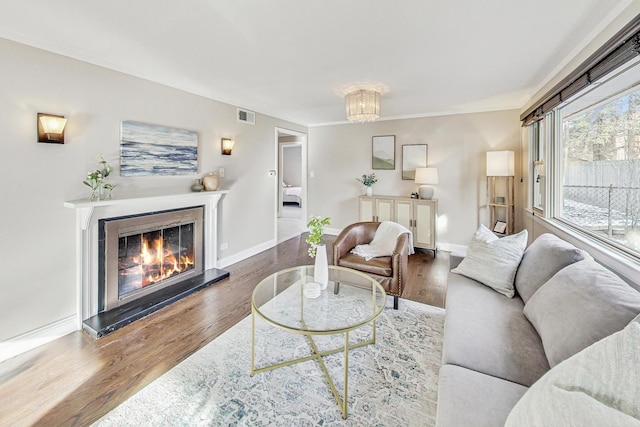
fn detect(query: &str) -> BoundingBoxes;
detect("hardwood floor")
[0,234,448,426]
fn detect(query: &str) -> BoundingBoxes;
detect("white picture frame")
[493,220,507,234]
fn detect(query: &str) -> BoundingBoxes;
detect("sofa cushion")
[451,225,527,298]
[505,316,640,426]
[514,233,590,304]
[436,364,529,427]
[524,259,640,367]
[443,273,550,386]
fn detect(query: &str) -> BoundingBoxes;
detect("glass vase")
[89,187,101,201]
[89,186,106,201]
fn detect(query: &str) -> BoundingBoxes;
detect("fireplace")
[99,206,204,312]
[65,190,229,338]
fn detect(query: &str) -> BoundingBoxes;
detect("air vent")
[237,108,255,125]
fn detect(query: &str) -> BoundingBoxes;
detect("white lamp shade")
[486,151,515,176]
[414,167,439,184]
[39,115,67,134]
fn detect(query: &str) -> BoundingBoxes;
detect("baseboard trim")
[0,315,77,363]
[218,229,340,270]
[324,227,341,236]
[217,238,278,269]
[437,243,468,255]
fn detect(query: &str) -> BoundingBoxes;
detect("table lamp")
[415,167,438,199]
[486,151,515,176]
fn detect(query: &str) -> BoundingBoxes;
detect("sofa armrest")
[391,233,409,295]
[450,254,464,270]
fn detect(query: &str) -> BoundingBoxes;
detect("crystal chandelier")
[345,89,380,123]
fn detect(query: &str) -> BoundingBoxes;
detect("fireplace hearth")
[83,267,228,338]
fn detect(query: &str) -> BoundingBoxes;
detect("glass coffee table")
[250,265,386,419]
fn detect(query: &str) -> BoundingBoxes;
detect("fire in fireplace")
[118,222,195,296]
[100,206,204,312]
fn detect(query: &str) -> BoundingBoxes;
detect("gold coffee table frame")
[250,265,386,419]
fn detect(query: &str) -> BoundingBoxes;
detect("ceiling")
[0,0,633,126]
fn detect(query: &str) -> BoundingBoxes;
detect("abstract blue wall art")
[120,121,198,176]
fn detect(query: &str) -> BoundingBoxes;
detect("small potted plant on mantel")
[306,215,331,291]
[83,155,116,201]
[356,173,377,196]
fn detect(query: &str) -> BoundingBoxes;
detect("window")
[530,120,546,212]
[556,61,640,257]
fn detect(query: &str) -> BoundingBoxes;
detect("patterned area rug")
[95,298,444,426]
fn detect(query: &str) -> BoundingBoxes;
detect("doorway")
[275,128,307,243]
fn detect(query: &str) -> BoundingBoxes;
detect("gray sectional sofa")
[435,230,640,426]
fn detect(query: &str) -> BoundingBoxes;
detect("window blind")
[521,13,640,126]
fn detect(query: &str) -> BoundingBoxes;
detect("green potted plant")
[306,216,331,257]
[356,173,377,196]
[306,215,331,289]
[83,155,116,201]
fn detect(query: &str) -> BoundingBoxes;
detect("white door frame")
[274,127,308,240]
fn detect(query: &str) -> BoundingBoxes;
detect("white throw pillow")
[505,317,640,426]
[451,225,527,298]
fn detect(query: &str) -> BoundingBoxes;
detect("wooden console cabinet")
[359,196,437,251]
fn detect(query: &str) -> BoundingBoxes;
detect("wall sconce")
[37,113,67,144]
[221,138,235,155]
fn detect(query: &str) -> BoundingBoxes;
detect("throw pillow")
[514,233,591,304]
[524,259,640,367]
[505,317,640,426]
[451,225,527,298]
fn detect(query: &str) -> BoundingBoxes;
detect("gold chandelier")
[345,89,380,123]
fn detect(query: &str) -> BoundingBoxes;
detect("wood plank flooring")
[0,234,448,426]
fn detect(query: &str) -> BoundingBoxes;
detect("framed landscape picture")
[402,144,428,180]
[372,135,395,170]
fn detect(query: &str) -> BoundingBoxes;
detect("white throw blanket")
[351,221,415,261]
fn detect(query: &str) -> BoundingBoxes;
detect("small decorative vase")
[365,186,373,196]
[191,179,204,192]
[90,186,104,201]
[314,243,329,290]
[203,173,219,191]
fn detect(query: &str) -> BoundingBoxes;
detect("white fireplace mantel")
[64,190,228,327]
[64,190,229,230]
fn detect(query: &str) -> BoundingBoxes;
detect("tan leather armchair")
[332,222,408,309]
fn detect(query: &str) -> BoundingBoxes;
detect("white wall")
[0,38,306,342]
[307,110,522,247]
[282,145,302,187]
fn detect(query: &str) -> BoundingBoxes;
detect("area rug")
[95,298,445,426]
